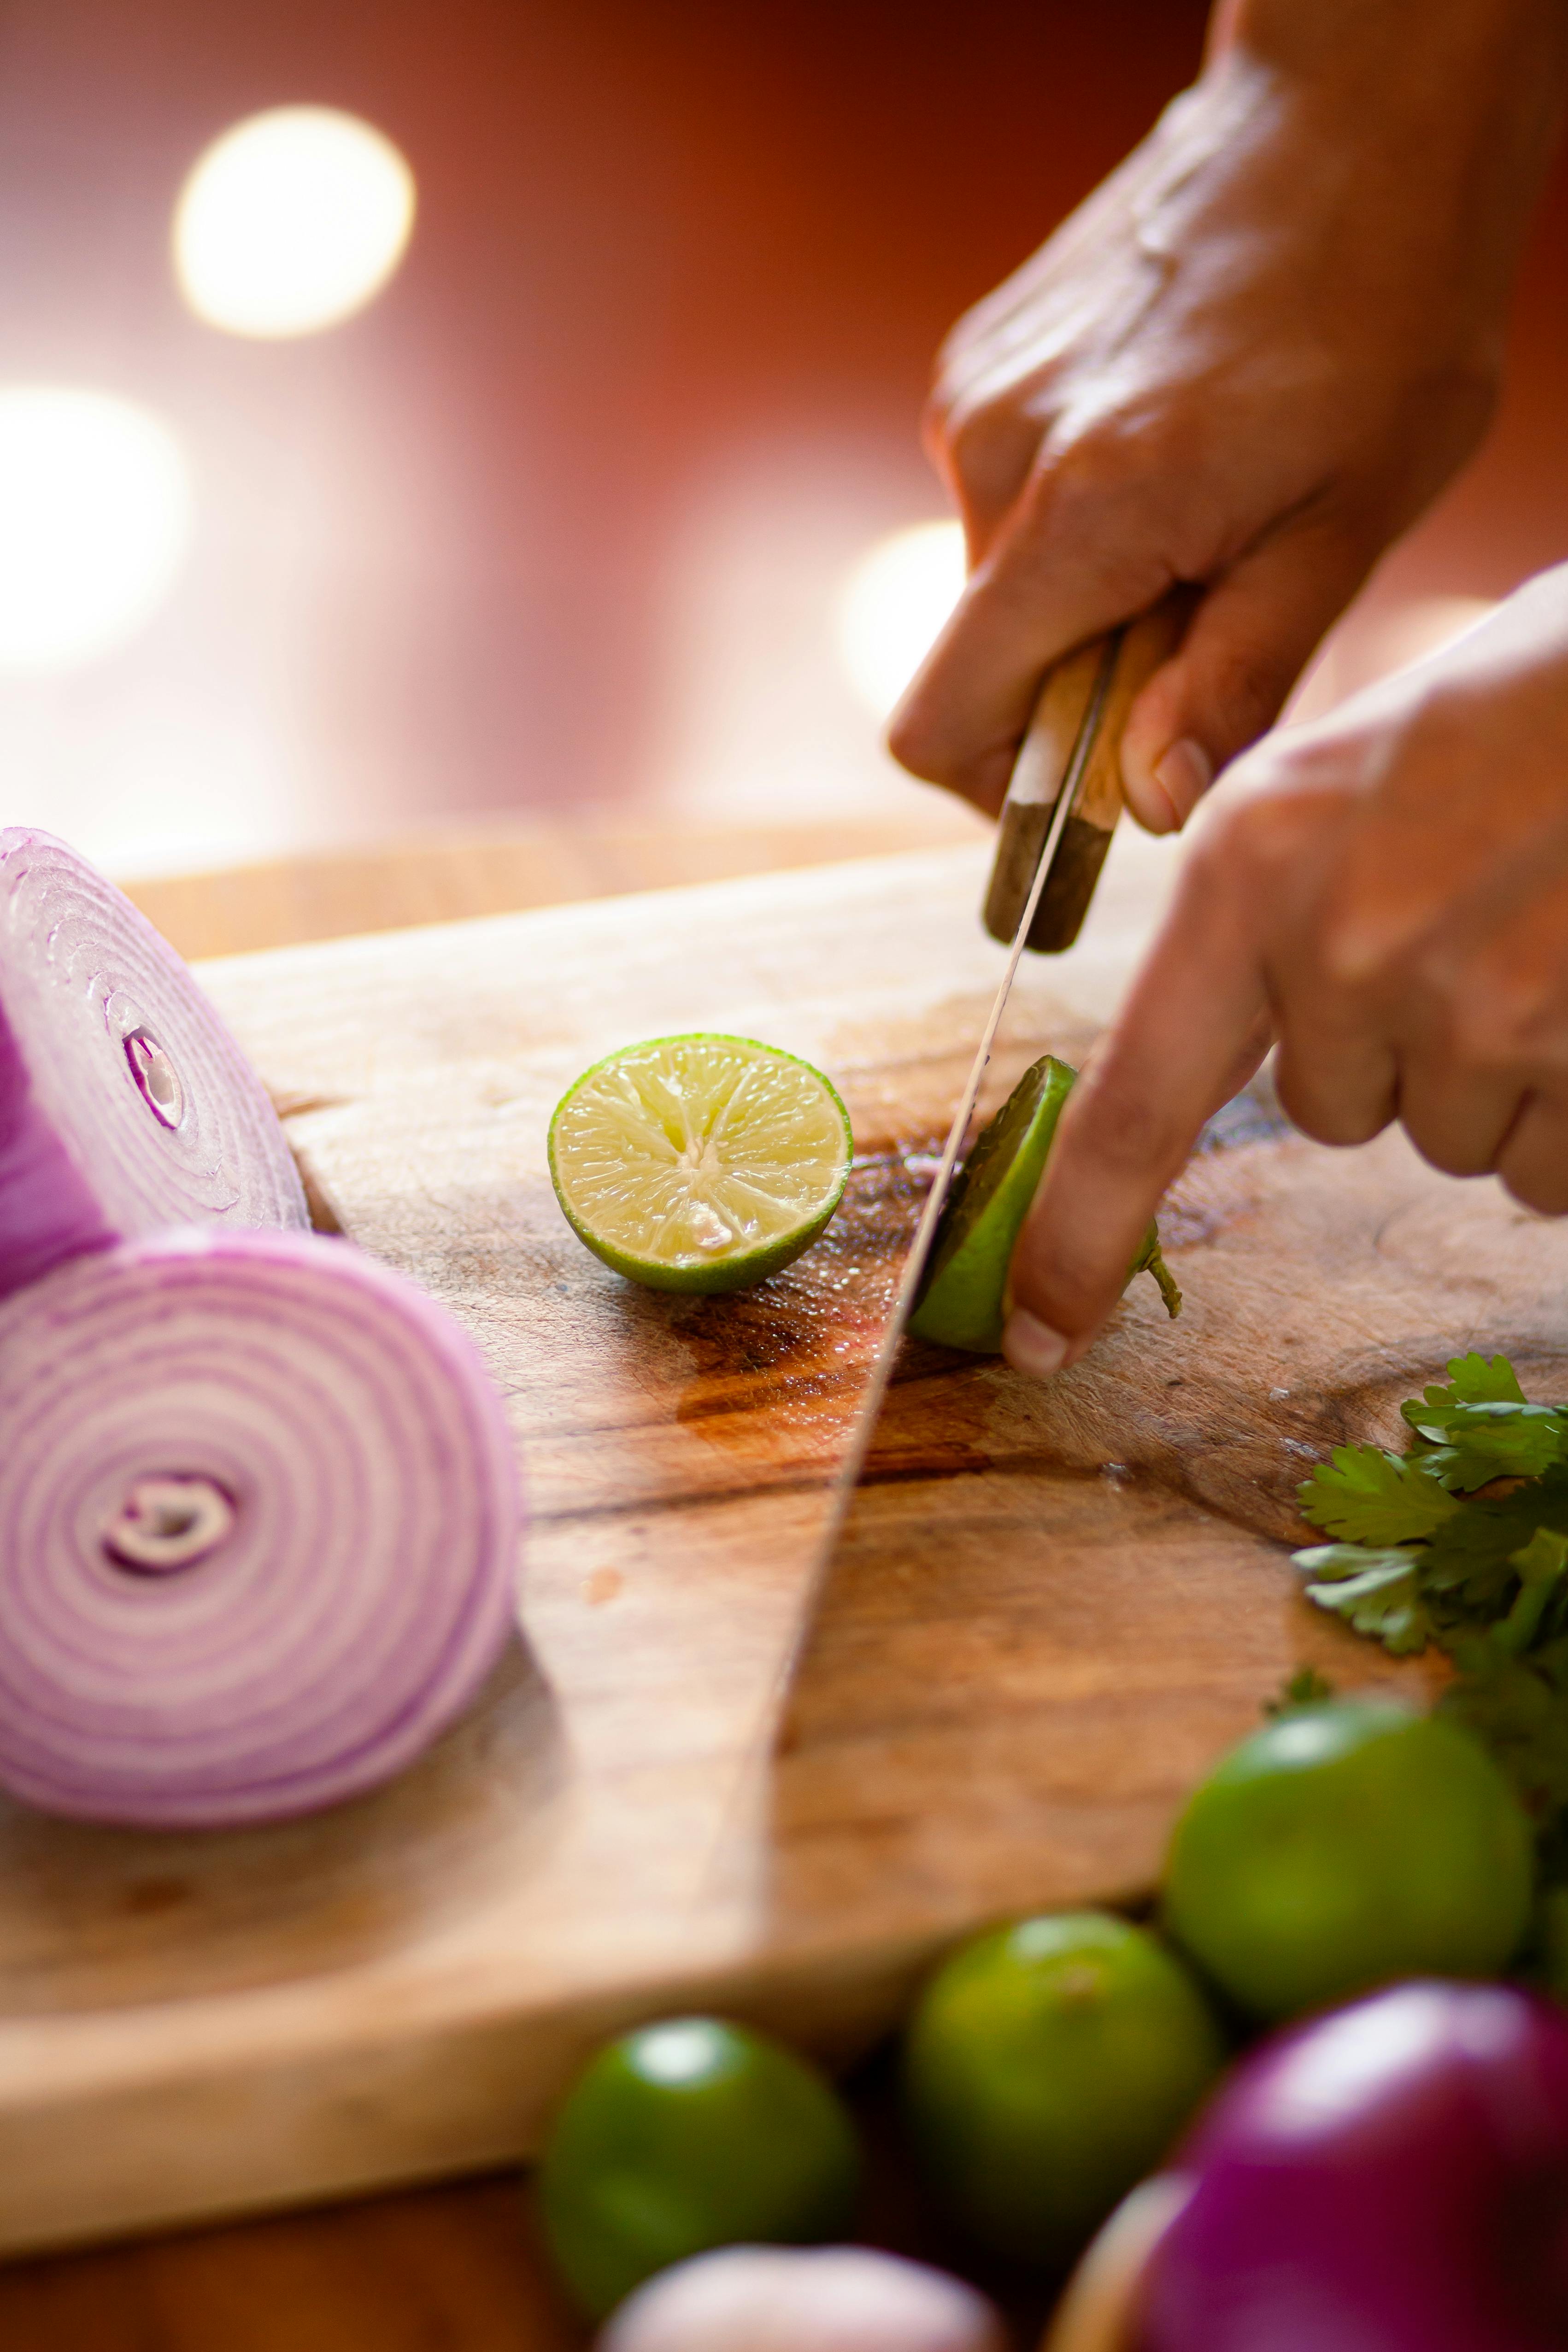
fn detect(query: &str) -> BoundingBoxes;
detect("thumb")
[1118,513,1374,832]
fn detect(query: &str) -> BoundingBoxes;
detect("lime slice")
[908,1053,1180,1353]
[548,1033,852,1295]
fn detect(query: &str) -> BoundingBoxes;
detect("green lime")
[907,1054,1180,1352]
[547,1033,852,1294]
[1164,1698,1534,2022]
[536,2016,860,2318]
[902,1912,1225,2267]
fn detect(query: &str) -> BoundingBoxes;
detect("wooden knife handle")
[982,591,1192,953]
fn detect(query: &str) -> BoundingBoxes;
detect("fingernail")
[1002,1309,1069,1380]
[1152,739,1214,826]
[1139,776,1181,835]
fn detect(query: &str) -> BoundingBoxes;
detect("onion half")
[0,828,306,1296]
[0,1228,523,1826]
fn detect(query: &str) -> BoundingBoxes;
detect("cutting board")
[0,840,1561,2256]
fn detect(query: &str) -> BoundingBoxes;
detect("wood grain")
[121,812,986,964]
[0,839,1556,2260]
[0,2180,582,2352]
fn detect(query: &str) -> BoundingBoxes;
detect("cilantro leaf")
[1298,1445,1459,1545]
[1421,1468,1568,1609]
[1400,1399,1565,1489]
[1436,1352,1526,1408]
[1296,1545,1433,1655]
[1292,1542,1417,1582]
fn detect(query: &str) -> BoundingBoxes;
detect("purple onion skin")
[0,829,307,1303]
[1139,1981,1568,2352]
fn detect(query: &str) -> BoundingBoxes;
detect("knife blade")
[769,596,1187,1753]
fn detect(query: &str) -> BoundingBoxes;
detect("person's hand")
[890,0,1566,831]
[1001,569,1568,1379]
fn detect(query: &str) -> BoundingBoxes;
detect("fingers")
[890,440,1372,828]
[923,391,1043,571]
[1002,866,1271,1374]
[888,443,1177,817]
[1391,1057,1526,1179]
[1119,511,1375,833]
[1497,1092,1568,1215]
[1270,1017,1399,1150]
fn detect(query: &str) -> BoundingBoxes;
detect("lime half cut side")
[548,1033,852,1294]
[909,1052,1180,1353]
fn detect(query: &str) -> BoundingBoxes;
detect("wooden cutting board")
[0,841,1561,2256]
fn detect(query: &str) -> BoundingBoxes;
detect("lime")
[1164,1698,1534,2022]
[536,2015,861,2319]
[902,1912,1226,2267]
[908,1054,1180,1352]
[547,1033,852,1294]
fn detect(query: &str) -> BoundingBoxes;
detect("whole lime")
[1164,1698,1533,2022]
[536,2016,860,2318]
[902,1911,1225,2266]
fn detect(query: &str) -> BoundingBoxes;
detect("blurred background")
[4,0,1568,888]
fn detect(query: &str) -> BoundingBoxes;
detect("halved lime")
[909,1053,1180,1353]
[548,1033,852,1295]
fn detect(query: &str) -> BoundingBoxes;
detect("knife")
[772,592,1189,1748]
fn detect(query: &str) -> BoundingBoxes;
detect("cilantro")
[1294,1544,1433,1655]
[1439,1638,1568,1813]
[1491,1529,1568,1658]
[1415,1353,1528,1410]
[1402,1400,1566,1490]
[1289,1352,1568,1925]
[1298,1446,1458,1545]
[1421,1468,1568,1607]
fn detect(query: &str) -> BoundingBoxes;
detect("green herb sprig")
[1293,1354,1568,1825]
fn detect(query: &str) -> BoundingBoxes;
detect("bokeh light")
[173,106,416,339]
[0,389,194,673]
[834,518,966,720]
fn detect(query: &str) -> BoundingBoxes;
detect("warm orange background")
[1,0,1565,864]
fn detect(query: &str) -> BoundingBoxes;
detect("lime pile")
[548,1033,852,1294]
[533,1689,1539,2317]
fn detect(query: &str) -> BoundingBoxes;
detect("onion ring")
[0,829,307,1297]
[0,1228,523,1826]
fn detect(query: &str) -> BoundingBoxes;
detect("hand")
[1001,569,1568,1379]
[889,0,1566,830]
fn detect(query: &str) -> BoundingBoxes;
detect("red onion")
[0,828,306,1296]
[0,1227,522,1826]
[1137,1980,1568,2352]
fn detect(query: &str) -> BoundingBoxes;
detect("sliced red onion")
[0,828,306,1296]
[0,1228,522,1826]
[1138,1979,1568,2352]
